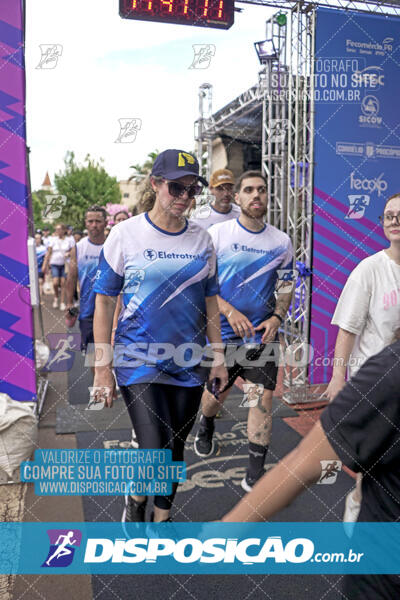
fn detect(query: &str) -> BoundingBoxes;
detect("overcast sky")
[25,0,275,191]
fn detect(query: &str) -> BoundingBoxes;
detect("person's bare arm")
[65,245,78,308]
[216,295,255,339]
[205,295,228,390]
[222,421,339,522]
[255,290,293,343]
[274,290,292,321]
[325,328,356,402]
[111,295,122,346]
[93,293,118,406]
[42,246,52,274]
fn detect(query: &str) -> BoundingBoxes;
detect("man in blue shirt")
[66,206,107,365]
[194,170,294,492]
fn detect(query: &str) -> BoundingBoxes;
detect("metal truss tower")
[194,0,400,403]
[260,8,315,403]
[195,83,214,188]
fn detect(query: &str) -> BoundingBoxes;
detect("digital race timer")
[119,0,234,29]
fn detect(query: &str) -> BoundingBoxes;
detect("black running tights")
[120,382,203,510]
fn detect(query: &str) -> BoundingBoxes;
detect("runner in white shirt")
[325,192,400,524]
[42,223,75,310]
[191,168,241,229]
[42,227,51,248]
[193,170,294,492]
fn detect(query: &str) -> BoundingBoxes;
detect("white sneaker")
[131,428,139,449]
[59,302,66,311]
[343,488,361,538]
[52,298,58,308]
[343,488,361,521]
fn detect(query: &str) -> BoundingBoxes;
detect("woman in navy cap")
[93,149,228,523]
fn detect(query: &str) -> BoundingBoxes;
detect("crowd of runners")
[36,148,400,596]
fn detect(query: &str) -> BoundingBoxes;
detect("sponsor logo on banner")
[358,95,382,127]
[346,36,393,56]
[42,529,82,567]
[365,142,375,158]
[336,142,400,160]
[345,195,370,219]
[351,66,385,89]
[350,171,387,197]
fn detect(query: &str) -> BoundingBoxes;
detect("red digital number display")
[120,0,234,29]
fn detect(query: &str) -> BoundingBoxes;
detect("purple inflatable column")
[0,0,36,402]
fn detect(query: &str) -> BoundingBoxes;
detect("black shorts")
[206,341,279,395]
[79,317,94,353]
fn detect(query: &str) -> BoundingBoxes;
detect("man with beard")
[191,168,240,228]
[194,171,294,492]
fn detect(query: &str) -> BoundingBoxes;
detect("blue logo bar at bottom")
[1,522,399,574]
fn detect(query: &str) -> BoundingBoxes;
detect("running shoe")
[194,415,215,457]
[131,428,139,449]
[52,298,58,308]
[241,468,266,493]
[59,302,66,311]
[150,511,172,523]
[343,488,361,538]
[343,487,360,522]
[122,495,147,523]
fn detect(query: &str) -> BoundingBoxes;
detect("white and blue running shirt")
[76,237,104,320]
[36,244,47,275]
[191,202,241,229]
[208,218,293,345]
[93,213,219,387]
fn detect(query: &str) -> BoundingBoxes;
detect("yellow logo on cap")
[178,152,195,167]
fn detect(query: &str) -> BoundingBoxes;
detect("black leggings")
[120,382,203,510]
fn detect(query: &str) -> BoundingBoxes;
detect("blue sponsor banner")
[1,522,399,574]
[310,7,400,383]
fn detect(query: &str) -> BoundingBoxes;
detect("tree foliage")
[31,189,49,230]
[128,150,159,182]
[54,151,121,227]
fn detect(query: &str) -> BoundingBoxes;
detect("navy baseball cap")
[151,149,208,186]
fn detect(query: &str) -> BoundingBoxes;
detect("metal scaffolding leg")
[261,6,315,404]
[284,4,315,402]
[194,83,213,186]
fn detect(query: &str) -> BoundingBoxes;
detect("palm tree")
[128,150,159,183]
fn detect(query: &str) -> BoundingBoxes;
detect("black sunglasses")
[165,180,203,198]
